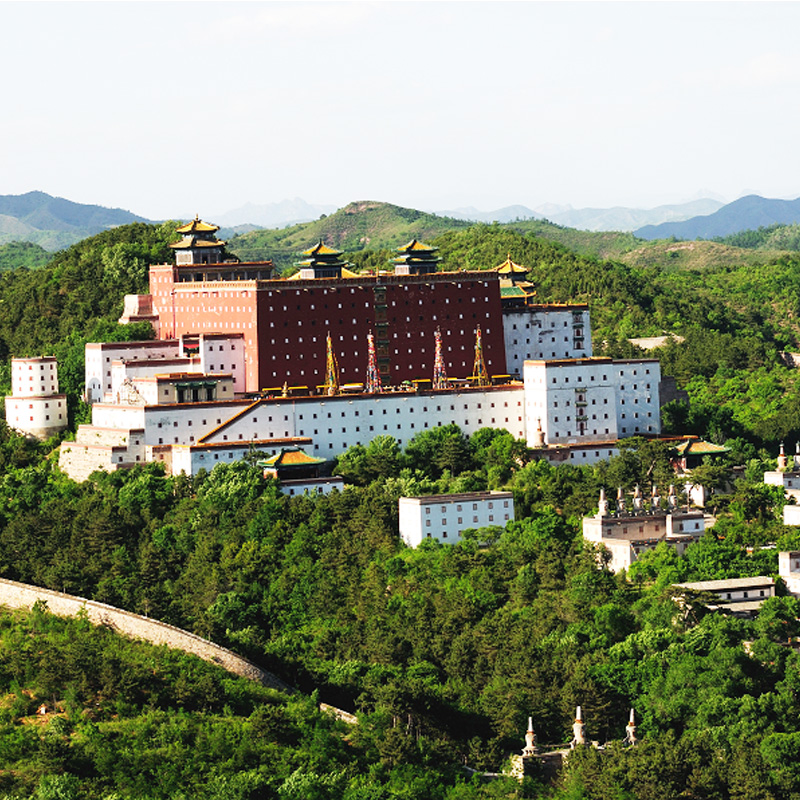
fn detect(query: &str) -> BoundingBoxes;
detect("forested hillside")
[226,201,472,270]
[1,216,800,795]
[0,242,49,273]
[0,426,797,798]
[0,191,151,251]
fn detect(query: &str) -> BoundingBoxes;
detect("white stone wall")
[540,444,619,466]
[279,477,345,497]
[779,550,800,594]
[524,360,619,445]
[6,396,67,439]
[199,388,527,459]
[765,470,800,501]
[142,400,252,448]
[503,307,591,376]
[11,357,59,396]
[86,341,182,403]
[91,403,148,431]
[614,360,662,437]
[198,334,246,394]
[399,491,514,547]
[0,577,289,690]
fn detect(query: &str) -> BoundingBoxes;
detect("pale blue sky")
[2,1,798,219]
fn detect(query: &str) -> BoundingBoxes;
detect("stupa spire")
[571,705,586,748]
[623,708,638,746]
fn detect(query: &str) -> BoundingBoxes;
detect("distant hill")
[635,195,800,240]
[712,221,800,251]
[0,191,151,250]
[437,198,724,232]
[226,200,793,276]
[437,204,543,223]
[210,197,337,228]
[547,198,724,232]
[226,200,472,271]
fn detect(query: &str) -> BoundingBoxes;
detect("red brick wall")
[149,267,507,393]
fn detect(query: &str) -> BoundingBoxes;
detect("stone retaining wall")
[0,578,292,693]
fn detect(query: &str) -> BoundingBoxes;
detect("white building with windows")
[50,270,668,481]
[398,491,515,547]
[524,357,661,446]
[582,487,705,573]
[85,333,245,404]
[503,305,592,377]
[5,357,68,440]
[673,576,775,615]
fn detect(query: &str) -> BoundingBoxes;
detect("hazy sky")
[3,1,799,219]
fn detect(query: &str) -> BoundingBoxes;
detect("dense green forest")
[714,222,800,251]
[0,424,797,798]
[2,216,800,795]
[0,242,49,273]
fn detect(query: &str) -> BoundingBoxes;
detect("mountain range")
[438,198,725,232]
[4,190,800,254]
[0,191,149,250]
[635,195,800,240]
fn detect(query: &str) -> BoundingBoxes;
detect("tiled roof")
[262,447,326,467]
[300,241,342,257]
[397,239,437,253]
[495,254,529,274]
[675,439,729,456]
[175,216,219,234]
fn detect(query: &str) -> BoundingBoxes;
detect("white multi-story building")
[5,357,68,440]
[673,577,775,615]
[764,444,800,524]
[57,344,665,480]
[50,265,669,481]
[524,357,661,447]
[503,305,592,377]
[85,333,245,404]
[399,491,514,547]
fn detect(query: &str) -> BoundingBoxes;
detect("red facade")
[149,265,507,393]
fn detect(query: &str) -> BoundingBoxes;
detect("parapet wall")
[0,578,291,692]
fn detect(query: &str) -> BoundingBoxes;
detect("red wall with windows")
[149,266,507,393]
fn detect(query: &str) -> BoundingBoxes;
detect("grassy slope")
[226,201,472,271]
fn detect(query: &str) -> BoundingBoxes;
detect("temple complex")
[36,218,673,480]
[583,486,705,572]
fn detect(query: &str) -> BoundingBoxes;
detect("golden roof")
[495,254,529,274]
[286,266,359,280]
[300,240,343,257]
[176,216,220,234]
[675,439,729,456]
[262,447,326,467]
[170,236,227,250]
[397,239,437,253]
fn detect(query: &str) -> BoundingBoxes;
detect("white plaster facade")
[523,358,661,447]
[399,491,514,548]
[765,469,800,501]
[503,305,591,377]
[85,334,245,404]
[5,357,68,439]
[784,505,800,526]
[278,476,346,497]
[779,550,800,595]
[583,510,705,573]
[674,576,775,614]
